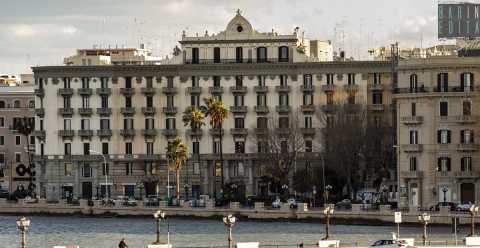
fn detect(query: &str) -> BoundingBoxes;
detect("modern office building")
[32,11,393,201]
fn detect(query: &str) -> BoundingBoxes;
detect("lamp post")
[281,184,288,200]
[470,205,479,237]
[381,185,388,204]
[223,214,236,248]
[16,216,30,248]
[418,213,430,245]
[312,186,317,208]
[442,187,448,203]
[89,149,108,202]
[322,205,334,240]
[153,210,166,244]
[325,185,332,205]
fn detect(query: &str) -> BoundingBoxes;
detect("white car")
[457,203,473,211]
[369,239,408,248]
[271,198,281,208]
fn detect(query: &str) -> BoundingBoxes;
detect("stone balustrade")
[254,202,264,210]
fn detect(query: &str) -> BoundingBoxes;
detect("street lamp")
[442,187,448,203]
[16,216,30,248]
[312,186,317,208]
[223,214,237,248]
[470,205,479,237]
[325,185,333,205]
[322,205,334,240]
[418,213,430,245]
[381,185,388,204]
[89,149,108,202]
[153,210,166,244]
[184,183,190,201]
[282,184,289,200]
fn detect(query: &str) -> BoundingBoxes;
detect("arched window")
[13,100,20,108]
[0,101,5,108]
[278,46,289,62]
[257,47,267,63]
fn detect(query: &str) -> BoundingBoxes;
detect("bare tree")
[252,112,305,198]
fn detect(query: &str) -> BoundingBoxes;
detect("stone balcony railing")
[368,104,385,112]
[254,106,269,114]
[300,128,316,136]
[120,129,136,137]
[400,116,423,125]
[253,86,268,93]
[187,129,203,137]
[78,108,93,116]
[344,84,359,92]
[208,86,223,94]
[230,106,248,114]
[300,105,315,113]
[140,87,156,95]
[58,108,74,116]
[120,107,136,116]
[187,87,202,94]
[455,115,477,124]
[275,85,291,93]
[141,129,158,137]
[58,88,74,96]
[163,107,178,115]
[400,171,424,179]
[142,107,156,115]
[321,104,336,112]
[77,88,93,96]
[230,128,248,136]
[120,88,135,95]
[401,144,423,153]
[457,143,478,152]
[368,84,384,91]
[96,88,112,95]
[230,86,247,94]
[162,87,178,94]
[275,105,290,113]
[301,85,314,92]
[97,108,112,116]
[162,129,177,137]
[455,171,480,178]
[96,129,112,137]
[321,84,336,92]
[78,130,94,138]
[58,130,75,138]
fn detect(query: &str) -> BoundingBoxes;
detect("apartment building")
[395,56,480,209]
[32,11,392,201]
[0,85,35,192]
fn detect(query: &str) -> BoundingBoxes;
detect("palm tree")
[203,96,229,199]
[182,106,206,137]
[167,137,189,200]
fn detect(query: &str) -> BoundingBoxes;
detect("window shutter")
[437,130,441,144]
[461,73,465,89]
[447,130,451,143]
[471,73,475,90]
[437,158,442,171]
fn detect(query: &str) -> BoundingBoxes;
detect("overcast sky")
[1,0,442,75]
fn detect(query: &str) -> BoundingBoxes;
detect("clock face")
[237,25,243,32]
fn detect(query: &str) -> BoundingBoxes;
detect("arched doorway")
[461,183,475,204]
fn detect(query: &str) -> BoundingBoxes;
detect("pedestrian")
[118,238,128,248]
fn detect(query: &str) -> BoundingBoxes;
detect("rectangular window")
[213,76,221,87]
[305,140,313,152]
[257,47,267,62]
[437,157,451,172]
[123,118,134,130]
[193,162,200,175]
[234,95,244,106]
[167,95,174,107]
[304,116,312,128]
[80,119,90,130]
[191,95,200,107]
[146,142,154,155]
[64,119,71,130]
[409,157,417,171]
[102,142,109,155]
[347,73,356,85]
[235,141,245,153]
[191,76,199,87]
[326,74,334,85]
[411,102,416,116]
[461,73,474,92]
[63,77,71,88]
[213,141,220,154]
[0,117,4,127]
[440,101,448,116]
[64,163,73,176]
[463,101,471,116]
[101,77,108,88]
[166,118,176,130]
[193,142,200,154]
[146,96,153,108]
[257,117,268,129]
[373,73,381,85]
[100,119,110,130]
[437,129,451,144]
[146,77,153,88]
[461,130,474,144]
[29,135,35,145]
[102,163,109,176]
[125,96,132,108]
[101,96,108,108]
[82,164,91,177]
[15,136,21,145]
[0,136,4,146]
[461,157,472,172]
[64,143,71,155]
[213,47,221,63]
[82,77,90,89]
[437,73,448,92]
[125,142,133,154]
[256,94,266,106]
[258,76,266,87]
[372,93,383,104]
[15,153,21,163]
[234,118,244,129]
[63,96,71,108]
[409,130,418,144]
[167,77,174,88]
[83,143,90,155]
[125,77,132,88]
[303,74,312,87]
[280,75,288,87]
[303,93,313,105]
[279,117,289,128]
[145,118,155,130]
[235,76,243,87]
[192,48,199,64]
[236,47,243,63]
[279,93,289,106]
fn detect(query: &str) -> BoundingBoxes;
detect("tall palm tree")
[203,96,229,199]
[182,106,206,138]
[167,137,189,200]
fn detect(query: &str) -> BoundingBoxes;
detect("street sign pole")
[394,212,402,239]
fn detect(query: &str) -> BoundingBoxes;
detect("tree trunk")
[176,169,180,200]
[219,123,224,200]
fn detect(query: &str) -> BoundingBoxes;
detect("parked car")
[369,239,408,248]
[287,198,298,209]
[271,198,281,208]
[457,202,473,212]
[430,202,457,211]
[0,189,9,198]
[335,199,352,210]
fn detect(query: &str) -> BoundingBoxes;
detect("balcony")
[162,87,178,94]
[78,108,93,116]
[209,128,224,136]
[344,84,359,92]
[275,85,291,93]
[96,129,112,138]
[401,144,423,153]
[209,86,223,94]
[120,129,136,137]
[368,84,384,91]
[78,130,94,138]
[34,89,45,97]
[96,108,112,116]
[120,88,135,96]
[301,128,316,136]
[142,129,158,137]
[321,104,336,112]
[436,171,453,178]
[455,115,477,124]
[300,105,316,113]
[457,143,478,152]
[120,107,136,116]
[321,84,336,92]
[400,171,424,179]
[142,107,156,115]
[368,104,385,112]
[77,88,93,96]
[255,128,268,135]
[230,86,247,94]
[96,88,112,95]
[35,108,45,117]
[187,87,202,94]
[254,86,268,93]
[162,129,177,137]
[163,107,178,115]
[230,128,248,136]
[301,85,315,92]
[254,106,269,114]
[276,105,291,113]
[400,116,423,125]
[275,128,290,135]
[345,104,361,112]
[58,130,75,138]
[230,106,248,114]
[187,129,203,137]
[455,171,480,178]
[58,108,74,116]
[33,130,46,139]
[58,88,74,96]
[141,87,156,95]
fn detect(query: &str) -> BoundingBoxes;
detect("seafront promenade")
[0,198,477,225]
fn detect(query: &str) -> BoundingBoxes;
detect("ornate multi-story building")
[395,56,480,208]
[32,11,392,201]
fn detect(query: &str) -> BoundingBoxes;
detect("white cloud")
[6,24,79,38]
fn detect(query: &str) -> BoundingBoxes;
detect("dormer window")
[237,25,243,32]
